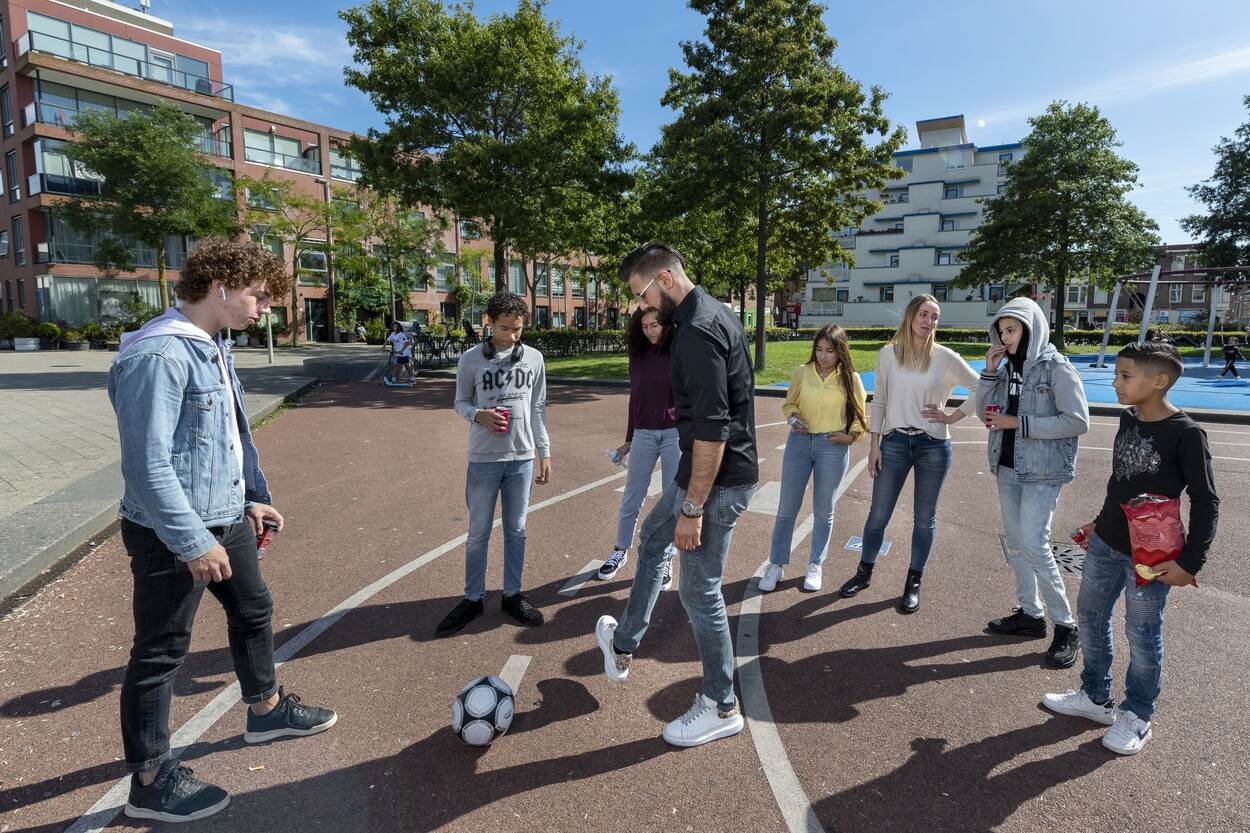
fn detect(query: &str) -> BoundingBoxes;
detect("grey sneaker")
[244,687,337,744]
[124,759,230,823]
[595,615,631,682]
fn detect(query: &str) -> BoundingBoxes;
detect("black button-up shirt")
[669,286,759,490]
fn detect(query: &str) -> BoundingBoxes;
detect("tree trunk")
[738,284,746,323]
[530,258,539,323]
[1052,275,1067,352]
[156,243,170,310]
[493,240,507,293]
[290,259,301,347]
[755,186,768,373]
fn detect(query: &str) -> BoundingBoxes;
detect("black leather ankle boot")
[838,561,874,598]
[898,568,922,614]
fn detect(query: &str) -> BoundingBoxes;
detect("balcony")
[23,101,232,159]
[192,133,233,159]
[28,171,102,197]
[17,31,234,101]
[245,147,321,175]
[805,301,844,317]
[40,239,188,269]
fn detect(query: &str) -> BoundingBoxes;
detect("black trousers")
[1220,359,1240,378]
[119,519,277,772]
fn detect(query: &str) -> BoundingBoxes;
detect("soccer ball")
[451,675,515,746]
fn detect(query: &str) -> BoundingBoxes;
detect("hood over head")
[989,296,1050,364]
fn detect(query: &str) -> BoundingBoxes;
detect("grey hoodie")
[454,342,550,463]
[975,297,1090,482]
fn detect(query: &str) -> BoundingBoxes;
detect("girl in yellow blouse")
[759,325,867,593]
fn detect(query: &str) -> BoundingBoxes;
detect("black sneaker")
[597,548,628,580]
[1046,624,1081,668]
[244,687,337,744]
[502,592,544,626]
[124,759,230,823]
[987,607,1047,638]
[435,597,485,637]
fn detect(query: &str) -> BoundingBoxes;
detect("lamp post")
[314,177,336,342]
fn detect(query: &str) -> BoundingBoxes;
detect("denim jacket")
[974,298,1090,484]
[109,313,270,561]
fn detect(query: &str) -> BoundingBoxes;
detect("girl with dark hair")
[759,325,867,593]
[598,307,679,584]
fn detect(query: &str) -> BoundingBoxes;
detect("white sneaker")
[661,693,744,748]
[803,563,822,592]
[758,564,783,592]
[660,544,676,590]
[1041,689,1118,726]
[595,615,630,683]
[1102,710,1152,755]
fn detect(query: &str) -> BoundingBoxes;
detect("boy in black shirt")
[1043,342,1218,755]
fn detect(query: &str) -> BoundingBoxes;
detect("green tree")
[956,101,1161,349]
[659,0,904,370]
[341,0,632,292]
[58,102,238,309]
[1183,96,1250,268]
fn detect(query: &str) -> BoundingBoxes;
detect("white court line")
[776,443,787,450]
[498,654,532,693]
[735,455,869,833]
[62,469,627,833]
[558,560,606,596]
[759,420,789,429]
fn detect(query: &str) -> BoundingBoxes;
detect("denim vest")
[983,356,1079,484]
[109,334,271,560]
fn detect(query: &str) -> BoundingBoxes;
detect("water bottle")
[606,448,628,469]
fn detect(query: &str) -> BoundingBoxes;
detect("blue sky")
[158,0,1250,242]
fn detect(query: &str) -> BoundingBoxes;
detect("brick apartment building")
[1067,244,1234,329]
[0,0,610,340]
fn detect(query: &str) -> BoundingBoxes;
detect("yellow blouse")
[781,362,868,435]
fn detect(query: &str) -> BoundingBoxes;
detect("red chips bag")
[1120,493,1192,586]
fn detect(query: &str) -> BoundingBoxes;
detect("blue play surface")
[763,352,1250,414]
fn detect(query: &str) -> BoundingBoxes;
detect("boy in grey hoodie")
[975,297,1089,668]
[436,291,552,637]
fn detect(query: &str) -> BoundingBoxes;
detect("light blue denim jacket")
[108,310,270,561]
[974,297,1090,484]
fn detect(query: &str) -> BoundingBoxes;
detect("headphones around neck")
[483,340,524,364]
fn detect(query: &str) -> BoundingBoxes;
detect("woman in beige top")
[837,294,979,613]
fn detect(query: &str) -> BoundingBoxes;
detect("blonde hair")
[891,294,940,372]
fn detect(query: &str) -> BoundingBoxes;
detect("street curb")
[0,379,320,607]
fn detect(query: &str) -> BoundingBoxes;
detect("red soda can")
[985,404,1001,415]
[1071,528,1089,550]
[494,405,511,433]
[256,519,280,560]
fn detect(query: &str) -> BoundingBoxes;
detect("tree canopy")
[1183,95,1250,269]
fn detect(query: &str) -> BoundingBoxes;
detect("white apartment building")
[799,115,1030,329]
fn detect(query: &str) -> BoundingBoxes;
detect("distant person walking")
[1220,337,1244,379]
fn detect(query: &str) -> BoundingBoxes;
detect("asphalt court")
[3,380,1248,833]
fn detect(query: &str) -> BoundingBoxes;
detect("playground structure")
[1092,264,1250,368]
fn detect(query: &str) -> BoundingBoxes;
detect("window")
[0,85,11,137]
[551,266,565,296]
[1094,288,1109,304]
[894,156,913,173]
[0,229,7,256]
[835,289,849,303]
[0,14,7,69]
[16,278,24,309]
[6,151,17,202]
[941,219,957,232]
[552,310,566,328]
[888,254,899,268]
[459,220,482,240]
[998,152,1013,163]
[245,186,276,211]
[436,254,456,292]
[936,251,953,266]
[535,305,549,327]
[250,226,283,257]
[944,186,961,199]
[329,145,361,182]
[1193,286,1206,304]
[1066,284,1088,304]
[878,286,894,303]
[1169,285,1183,304]
[571,271,584,298]
[574,307,586,328]
[891,221,904,230]
[1170,256,1185,272]
[11,215,24,265]
[932,284,948,302]
[297,243,327,285]
[534,264,549,295]
[996,183,1006,195]
[509,260,526,295]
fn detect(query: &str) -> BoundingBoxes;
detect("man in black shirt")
[593,241,758,748]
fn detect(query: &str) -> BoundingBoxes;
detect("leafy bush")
[35,322,61,341]
[364,318,387,341]
[79,321,107,343]
[0,310,35,339]
[120,295,161,332]
[61,328,84,343]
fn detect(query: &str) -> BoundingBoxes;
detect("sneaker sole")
[1045,652,1079,669]
[1041,699,1117,726]
[1102,727,1151,755]
[662,716,745,748]
[124,794,230,823]
[801,581,821,592]
[595,616,628,683]
[244,711,338,744]
[839,582,869,598]
[987,623,1047,638]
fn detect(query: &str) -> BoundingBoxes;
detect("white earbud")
[218,286,227,301]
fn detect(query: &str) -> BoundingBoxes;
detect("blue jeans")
[615,428,681,551]
[996,467,1074,625]
[860,431,952,572]
[612,478,756,711]
[464,459,533,600]
[1078,534,1170,721]
[768,430,850,566]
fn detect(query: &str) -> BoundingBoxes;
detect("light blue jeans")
[464,459,533,601]
[995,466,1074,626]
[615,428,681,551]
[1078,533,1171,722]
[860,431,952,572]
[768,430,850,566]
[612,478,756,712]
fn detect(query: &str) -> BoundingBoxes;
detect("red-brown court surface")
[3,380,1248,833]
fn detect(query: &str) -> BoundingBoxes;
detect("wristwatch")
[680,499,705,519]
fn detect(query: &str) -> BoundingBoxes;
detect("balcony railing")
[28,171,102,197]
[805,301,844,317]
[245,147,321,175]
[23,101,232,159]
[42,239,187,268]
[192,134,233,159]
[17,31,234,101]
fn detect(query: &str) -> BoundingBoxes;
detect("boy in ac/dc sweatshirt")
[436,291,551,637]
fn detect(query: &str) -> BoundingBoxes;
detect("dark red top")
[627,345,677,442]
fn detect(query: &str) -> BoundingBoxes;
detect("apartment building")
[1072,244,1232,329]
[0,0,609,339]
[798,114,1029,329]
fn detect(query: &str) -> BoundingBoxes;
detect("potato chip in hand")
[1134,563,1163,581]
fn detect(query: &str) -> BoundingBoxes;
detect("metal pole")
[1096,281,1122,368]
[1138,264,1162,341]
[318,178,336,343]
[1203,282,1220,368]
[266,315,274,364]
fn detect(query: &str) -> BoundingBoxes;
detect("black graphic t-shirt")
[1094,408,1219,574]
[997,362,1024,468]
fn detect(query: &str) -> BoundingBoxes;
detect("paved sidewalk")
[0,343,381,600]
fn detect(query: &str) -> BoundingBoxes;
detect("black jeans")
[120,519,277,772]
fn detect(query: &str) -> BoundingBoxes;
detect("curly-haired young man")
[438,291,552,636]
[109,238,336,822]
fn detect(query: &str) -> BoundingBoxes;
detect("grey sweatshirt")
[454,343,551,462]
